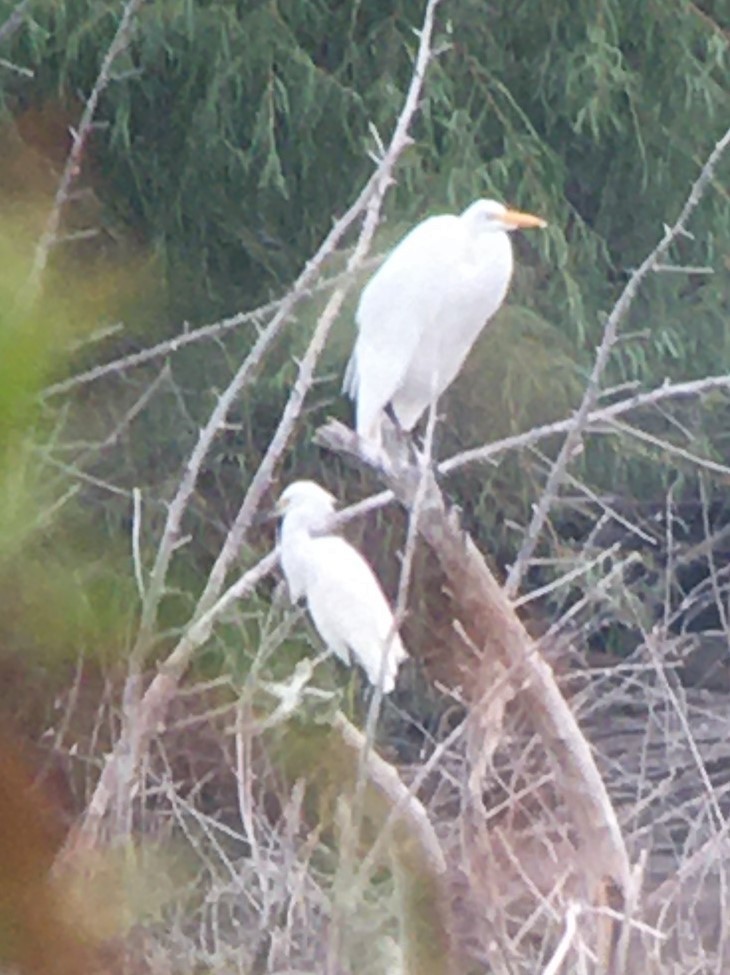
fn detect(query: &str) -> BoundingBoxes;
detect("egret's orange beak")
[501,209,548,230]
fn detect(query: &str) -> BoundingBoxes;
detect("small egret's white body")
[344,199,546,449]
[277,480,408,694]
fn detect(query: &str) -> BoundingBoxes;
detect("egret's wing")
[347,215,462,438]
[303,536,407,689]
[342,350,358,397]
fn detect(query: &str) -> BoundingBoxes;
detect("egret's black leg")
[410,415,446,484]
[384,401,400,427]
[382,403,415,470]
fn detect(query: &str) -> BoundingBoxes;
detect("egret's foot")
[408,439,445,490]
[355,432,393,473]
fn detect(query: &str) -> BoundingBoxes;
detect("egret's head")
[276,480,337,520]
[462,198,547,234]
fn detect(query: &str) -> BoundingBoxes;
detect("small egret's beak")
[251,506,280,525]
[253,498,286,523]
[501,209,547,230]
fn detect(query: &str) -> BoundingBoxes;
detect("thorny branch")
[179,0,445,618]
[132,8,442,661]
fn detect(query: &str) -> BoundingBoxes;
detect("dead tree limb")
[315,419,630,899]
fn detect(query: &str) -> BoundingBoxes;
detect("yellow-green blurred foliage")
[0,216,140,701]
[0,208,184,968]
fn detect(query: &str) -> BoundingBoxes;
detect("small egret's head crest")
[276,480,337,517]
[462,198,547,233]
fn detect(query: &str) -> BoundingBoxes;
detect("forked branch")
[315,419,630,898]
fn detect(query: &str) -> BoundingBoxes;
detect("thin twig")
[698,473,730,639]
[540,903,580,975]
[61,549,278,856]
[503,125,730,598]
[439,372,730,475]
[512,543,621,609]
[606,416,730,478]
[26,0,147,297]
[644,627,726,832]
[131,486,144,599]
[40,258,381,399]
[0,0,29,45]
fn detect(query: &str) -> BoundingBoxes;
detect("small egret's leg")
[383,401,401,428]
[355,415,392,470]
[382,405,415,470]
[411,436,437,471]
[410,399,443,475]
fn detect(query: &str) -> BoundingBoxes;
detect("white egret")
[276,480,408,694]
[343,199,547,450]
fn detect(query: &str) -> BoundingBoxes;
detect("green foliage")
[0,0,727,668]
[2,0,727,367]
[0,230,137,699]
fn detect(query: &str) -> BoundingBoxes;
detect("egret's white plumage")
[344,199,546,449]
[277,480,408,694]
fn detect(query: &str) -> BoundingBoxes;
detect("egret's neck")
[281,505,333,540]
[467,226,512,268]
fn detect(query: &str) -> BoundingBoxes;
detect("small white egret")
[343,199,547,450]
[276,480,408,694]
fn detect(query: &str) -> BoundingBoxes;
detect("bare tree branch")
[0,0,29,46]
[26,0,147,298]
[175,0,445,619]
[503,125,730,598]
[60,549,278,859]
[439,372,730,476]
[40,257,381,399]
[332,711,453,975]
[605,416,730,478]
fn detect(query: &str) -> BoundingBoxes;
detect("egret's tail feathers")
[364,634,409,694]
